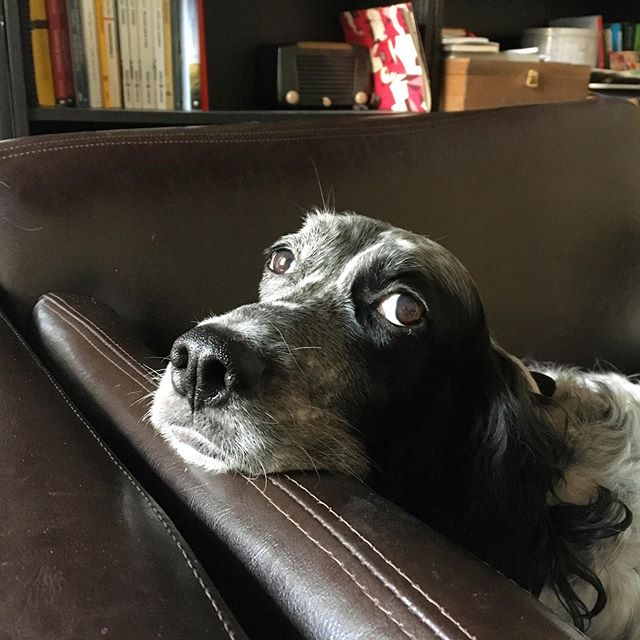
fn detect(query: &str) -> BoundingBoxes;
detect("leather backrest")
[1,99,639,370]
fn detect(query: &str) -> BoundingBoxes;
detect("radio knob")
[285,90,300,105]
[322,96,332,107]
[354,91,369,105]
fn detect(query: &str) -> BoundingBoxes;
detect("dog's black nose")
[169,325,265,410]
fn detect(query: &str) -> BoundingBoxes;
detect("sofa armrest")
[0,304,247,640]
[33,292,587,640]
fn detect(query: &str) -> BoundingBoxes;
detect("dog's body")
[151,212,639,639]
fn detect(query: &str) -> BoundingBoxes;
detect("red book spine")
[45,0,75,105]
[197,0,209,110]
[596,15,605,69]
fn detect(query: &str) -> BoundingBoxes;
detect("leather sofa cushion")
[33,292,587,640]
[0,305,247,640]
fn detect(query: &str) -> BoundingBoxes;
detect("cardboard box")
[440,58,591,111]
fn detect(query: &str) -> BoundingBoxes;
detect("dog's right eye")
[268,248,296,274]
[377,292,425,327]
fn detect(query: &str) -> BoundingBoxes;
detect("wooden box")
[440,58,591,111]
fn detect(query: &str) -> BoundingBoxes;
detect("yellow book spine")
[95,0,112,107]
[162,0,174,109]
[29,0,55,106]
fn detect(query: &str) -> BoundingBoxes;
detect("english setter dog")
[151,211,639,639]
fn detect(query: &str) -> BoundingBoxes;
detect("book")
[443,42,500,53]
[79,0,102,107]
[609,51,639,72]
[28,0,55,106]
[152,0,166,109]
[180,0,200,110]
[96,0,122,107]
[608,22,622,52]
[138,0,155,108]
[45,0,75,104]
[441,36,490,45]
[197,0,208,110]
[442,27,467,38]
[66,0,89,107]
[116,0,134,108]
[340,3,431,112]
[170,0,182,109]
[162,0,174,109]
[127,0,142,107]
[622,22,636,51]
[549,15,605,68]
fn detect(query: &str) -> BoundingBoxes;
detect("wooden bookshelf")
[1,0,638,140]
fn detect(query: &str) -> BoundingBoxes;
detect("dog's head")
[151,211,490,478]
[151,211,631,629]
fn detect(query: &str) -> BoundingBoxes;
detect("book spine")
[65,0,89,107]
[45,0,75,105]
[138,0,156,108]
[96,0,121,107]
[29,0,56,106]
[127,0,142,107]
[622,22,636,51]
[610,22,622,52]
[179,0,199,110]
[116,0,133,108]
[162,0,174,109]
[104,0,122,107]
[196,0,208,110]
[597,15,605,69]
[79,0,102,107]
[153,0,166,109]
[170,0,182,109]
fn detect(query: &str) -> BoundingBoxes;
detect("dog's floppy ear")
[469,341,631,632]
[465,341,564,587]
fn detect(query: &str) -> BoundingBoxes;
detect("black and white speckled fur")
[151,211,638,639]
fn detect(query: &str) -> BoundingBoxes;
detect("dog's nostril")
[171,345,189,369]
[201,359,228,398]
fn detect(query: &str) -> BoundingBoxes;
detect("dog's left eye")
[377,293,425,327]
[268,248,296,274]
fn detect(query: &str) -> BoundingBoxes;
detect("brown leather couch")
[2,99,639,639]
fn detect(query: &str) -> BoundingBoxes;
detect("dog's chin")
[161,426,232,473]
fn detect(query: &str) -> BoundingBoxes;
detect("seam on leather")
[0,103,614,162]
[39,300,154,397]
[0,101,615,158]
[272,477,475,640]
[5,309,239,639]
[45,294,157,385]
[284,475,478,640]
[246,477,432,640]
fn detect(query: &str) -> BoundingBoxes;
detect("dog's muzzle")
[169,325,266,411]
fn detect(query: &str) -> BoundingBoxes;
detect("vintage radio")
[257,42,373,109]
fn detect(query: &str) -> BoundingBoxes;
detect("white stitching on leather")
[39,300,154,395]
[45,294,156,384]
[284,475,478,640]
[11,309,239,639]
[246,478,433,640]
[273,477,475,640]
[0,101,607,158]
[0,107,566,162]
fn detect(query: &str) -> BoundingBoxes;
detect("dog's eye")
[268,248,296,274]
[377,293,425,327]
